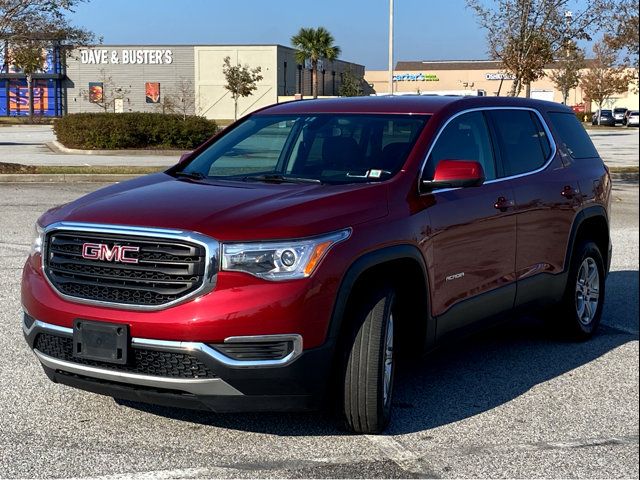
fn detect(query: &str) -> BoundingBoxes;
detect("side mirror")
[178,152,193,164]
[421,159,485,192]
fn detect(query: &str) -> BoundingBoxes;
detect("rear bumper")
[24,315,335,412]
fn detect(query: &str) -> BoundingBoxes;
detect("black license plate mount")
[72,320,128,364]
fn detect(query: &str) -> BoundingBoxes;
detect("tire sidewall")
[341,285,396,433]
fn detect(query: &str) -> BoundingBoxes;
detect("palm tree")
[291,27,341,99]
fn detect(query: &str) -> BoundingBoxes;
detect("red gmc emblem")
[81,243,140,264]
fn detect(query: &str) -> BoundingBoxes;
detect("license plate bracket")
[73,320,128,364]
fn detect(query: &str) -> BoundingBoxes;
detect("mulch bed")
[0,163,37,174]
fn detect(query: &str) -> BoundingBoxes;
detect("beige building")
[366,60,639,112]
[195,45,364,120]
[64,44,364,121]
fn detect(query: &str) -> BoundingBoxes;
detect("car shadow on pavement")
[118,270,638,436]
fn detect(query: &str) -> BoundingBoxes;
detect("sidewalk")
[0,125,179,167]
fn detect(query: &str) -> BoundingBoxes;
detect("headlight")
[30,224,44,255]
[222,229,351,280]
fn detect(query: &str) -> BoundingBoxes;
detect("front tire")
[556,241,606,340]
[341,286,396,434]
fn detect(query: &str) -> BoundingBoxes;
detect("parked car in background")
[626,110,639,127]
[613,107,628,124]
[592,110,616,126]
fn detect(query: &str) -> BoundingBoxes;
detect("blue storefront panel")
[1,46,64,116]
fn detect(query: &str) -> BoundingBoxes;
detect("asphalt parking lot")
[0,177,637,479]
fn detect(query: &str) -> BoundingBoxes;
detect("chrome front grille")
[42,224,218,310]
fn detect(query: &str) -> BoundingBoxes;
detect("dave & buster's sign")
[80,49,173,65]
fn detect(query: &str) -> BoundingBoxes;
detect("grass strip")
[0,163,165,175]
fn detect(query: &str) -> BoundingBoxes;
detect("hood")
[40,174,389,241]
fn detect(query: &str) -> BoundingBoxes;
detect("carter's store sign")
[393,73,439,82]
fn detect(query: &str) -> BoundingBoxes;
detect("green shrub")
[54,113,218,150]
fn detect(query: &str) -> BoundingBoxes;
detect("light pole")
[564,10,573,106]
[389,0,394,95]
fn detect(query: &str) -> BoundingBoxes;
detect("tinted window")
[181,114,428,184]
[488,109,551,176]
[208,120,292,177]
[426,111,496,180]
[549,112,599,159]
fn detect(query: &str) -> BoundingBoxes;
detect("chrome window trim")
[40,222,220,312]
[25,317,303,369]
[418,106,557,194]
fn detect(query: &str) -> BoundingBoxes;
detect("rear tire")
[341,286,396,434]
[554,241,605,340]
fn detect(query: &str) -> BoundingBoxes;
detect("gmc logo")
[81,243,140,264]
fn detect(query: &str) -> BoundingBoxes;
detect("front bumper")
[24,315,335,412]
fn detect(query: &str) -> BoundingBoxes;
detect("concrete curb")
[0,174,140,183]
[47,141,187,157]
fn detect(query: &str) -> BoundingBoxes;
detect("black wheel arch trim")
[326,244,432,343]
[565,205,610,274]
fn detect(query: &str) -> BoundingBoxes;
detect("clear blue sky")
[67,0,595,70]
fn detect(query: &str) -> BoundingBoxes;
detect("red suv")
[22,96,611,433]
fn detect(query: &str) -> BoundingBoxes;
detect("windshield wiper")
[241,174,322,184]
[174,171,206,180]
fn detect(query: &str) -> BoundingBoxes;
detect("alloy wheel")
[575,257,600,325]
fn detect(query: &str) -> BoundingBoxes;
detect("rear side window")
[488,109,552,176]
[548,112,599,159]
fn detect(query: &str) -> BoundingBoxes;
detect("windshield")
[176,114,429,184]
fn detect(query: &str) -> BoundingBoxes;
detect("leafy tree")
[222,56,263,121]
[549,43,586,104]
[466,0,604,97]
[602,0,639,74]
[2,0,94,119]
[291,27,341,99]
[1,0,87,37]
[580,40,633,124]
[8,42,44,118]
[339,69,365,97]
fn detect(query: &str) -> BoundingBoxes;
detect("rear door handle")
[494,196,515,212]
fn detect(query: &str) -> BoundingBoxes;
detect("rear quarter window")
[487,109,552,176]
[548,112,599,159]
